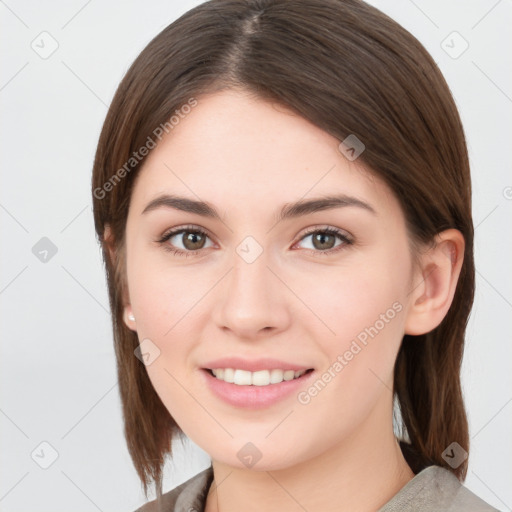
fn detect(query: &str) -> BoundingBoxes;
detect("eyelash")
[156,224,353,258]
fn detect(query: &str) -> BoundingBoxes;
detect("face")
[123,88,416,470]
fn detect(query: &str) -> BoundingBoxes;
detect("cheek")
[292,247,409,404]
[292,248,409,348]
[126,242,203,339]
[125,248,218,400]
[126,254,208,427]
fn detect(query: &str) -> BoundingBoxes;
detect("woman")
[91,0,500,510]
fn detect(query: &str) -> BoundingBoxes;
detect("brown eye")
[157,226,214,256]
[295,227,352,255]
[181,231,207,250]
[311,232,337,250]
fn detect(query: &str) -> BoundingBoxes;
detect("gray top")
[134,464,500,512]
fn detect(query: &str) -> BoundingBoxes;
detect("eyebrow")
[141,193,377,221]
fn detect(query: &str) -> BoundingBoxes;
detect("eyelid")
[296,224,353,242]
[156,224,216,251]
[291,225,353,255]
[158,224,214,242]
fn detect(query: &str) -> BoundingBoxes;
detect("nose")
[212,246,291,340]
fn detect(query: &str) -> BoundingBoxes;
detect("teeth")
[210,368,308,386]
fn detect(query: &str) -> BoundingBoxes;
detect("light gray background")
[1,1,511,511]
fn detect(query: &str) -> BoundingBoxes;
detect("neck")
[205,399,415,512]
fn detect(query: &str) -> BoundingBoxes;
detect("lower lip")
[201,369,315,409]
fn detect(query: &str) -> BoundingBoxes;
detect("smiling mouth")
[204,368,314,386]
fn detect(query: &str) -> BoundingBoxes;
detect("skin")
[106,88,464,512]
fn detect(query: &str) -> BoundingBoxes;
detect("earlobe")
[124,307,137,331]
[104,224,134,328]
[404,229,465,336]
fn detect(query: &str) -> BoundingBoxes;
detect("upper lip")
[202,357,313,372]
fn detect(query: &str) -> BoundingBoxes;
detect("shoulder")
[132,466,214,512]
[378,465,501,512]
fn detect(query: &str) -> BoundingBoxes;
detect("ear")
[103,224,116,267]
[103,224,137,332]
[404,229,465,336]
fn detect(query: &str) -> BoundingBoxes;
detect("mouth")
[203,367,315,386]
[201,366,316,409]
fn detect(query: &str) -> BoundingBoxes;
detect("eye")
[157,225,353,258]
[157,225,214,257]
[293,226,353,256]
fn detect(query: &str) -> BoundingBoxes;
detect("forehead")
[129,89,401,221]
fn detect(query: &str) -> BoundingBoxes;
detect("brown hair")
[92,0,474,498]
